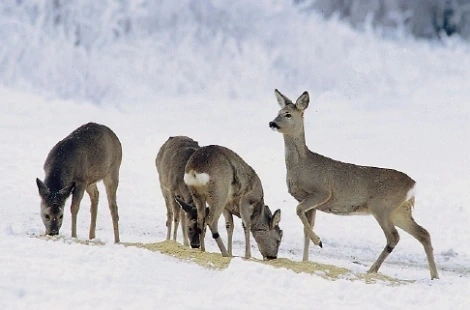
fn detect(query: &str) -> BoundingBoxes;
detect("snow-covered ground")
[1,2,470,309]
[1,84,469,308]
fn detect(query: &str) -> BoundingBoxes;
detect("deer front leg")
[70,184,86,239]
[240,201,254,259]
[180,210,189,247]
[171,195,182,242]
[86,183,99,240]
[191,192,207,252]
[303,209,316,261]
[161,188,173,241]
[296,192,332,251]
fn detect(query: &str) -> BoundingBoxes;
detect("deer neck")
[250,202,268,232]
[283,130,308,164]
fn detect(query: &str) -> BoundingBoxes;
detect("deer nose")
[265,255,277,260]
[48,230,59,236]
[269,122,279,130]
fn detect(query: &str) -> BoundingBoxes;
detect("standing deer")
[181,145,283,260]
[36,122,122,243]
[269,89,439,279]
[156,136,201,248]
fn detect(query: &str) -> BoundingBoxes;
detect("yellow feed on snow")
[32,235,413,285]
[125,241,231,270]
[260,258,412,285]
[126,241,412,285]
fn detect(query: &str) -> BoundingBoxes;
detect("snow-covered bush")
[301,0,470,39]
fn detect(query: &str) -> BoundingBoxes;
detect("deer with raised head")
[36,122,122,243]
[269,89,439,279]
[156,136,201,248]
[181,145,283,260]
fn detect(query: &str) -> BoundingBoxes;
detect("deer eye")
[285,113,292,119]
[45,214,50,220]
[59,214,63,220]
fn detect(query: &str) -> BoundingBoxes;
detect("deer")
[156,136,201,248]
[180,145,283,260]
[269,89,439,279]
[36,122,122,243]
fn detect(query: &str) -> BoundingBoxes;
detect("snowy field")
[1,2,470,309]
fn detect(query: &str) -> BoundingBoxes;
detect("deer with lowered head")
[36,122,122,243]
[180,145,283,260]
[269,89,438,279]
[156,136,201,248]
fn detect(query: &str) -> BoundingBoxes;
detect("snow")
[1,2,470,309]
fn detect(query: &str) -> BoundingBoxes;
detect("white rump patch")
[405,184,416,201]
[184,172,210,186]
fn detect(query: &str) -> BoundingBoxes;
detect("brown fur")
[36,122,122,243]
[156,136,200,247]
[183,145,282,260]
[270,90,438,279]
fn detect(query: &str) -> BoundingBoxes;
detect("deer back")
[156,136,200,201]
[184,145,264,209]
[42,122,122,191]
[287,150,415,212]
[185,145,283,259]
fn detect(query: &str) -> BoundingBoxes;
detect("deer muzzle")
[269,122,280,130]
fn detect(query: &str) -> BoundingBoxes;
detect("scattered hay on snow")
[31,235,412,285]
[259,258,412,285]
[30,233,106,246]
[124,240,231,270]
[126,241,412,285]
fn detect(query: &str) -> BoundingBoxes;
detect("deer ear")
[58,182,75,197]
[295,91,309,111]
[175,196,196,216]
[274,89,292,108]
[270,209,281,229]
[36,178,49,197]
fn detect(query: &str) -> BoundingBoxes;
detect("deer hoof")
[319,241,323,248]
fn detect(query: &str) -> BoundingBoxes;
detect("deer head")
[36,178,75,236]
[269,89,309,136]
[175,196,209,249]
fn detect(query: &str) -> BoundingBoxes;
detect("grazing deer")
[269,89,439,279]
[36,122,122,243]
[181,145,283,260]
[156,136,201,248]
[175,196,241,258]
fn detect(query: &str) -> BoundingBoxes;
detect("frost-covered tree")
[297,0,470,39]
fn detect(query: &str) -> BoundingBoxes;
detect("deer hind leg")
[223,209,234,256]
[205,197,229,257]
[86,183,99,240]
[368,212,400,274]
[103,170,120,243]
[70,183,86,239]
[392,205,439,279]
[302,209,317,261]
